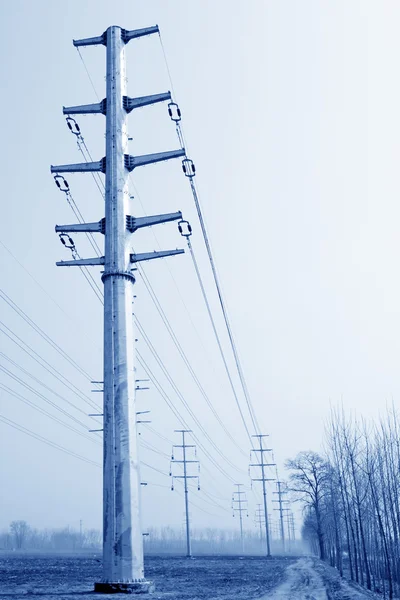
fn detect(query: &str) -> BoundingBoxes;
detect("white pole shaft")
[102,25,144,584]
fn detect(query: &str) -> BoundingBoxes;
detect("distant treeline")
[0,521,101,552]
[0,521,302,555]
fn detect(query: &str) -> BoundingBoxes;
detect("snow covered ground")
[0,554,392,599]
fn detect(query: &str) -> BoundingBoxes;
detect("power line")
[184,236,254,444]
[0,413,100,467]
[137,265,247,456]
[0,288,98,383]
[0,363,101,440]
[136,351,238,484]
[0,382,100,446]
[137,319,244,475]
[158,33,261,436]
[0,321,101,411]
[0,351,101,423]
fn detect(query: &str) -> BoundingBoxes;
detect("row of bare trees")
[0,521,101,552]
[286,407,400,599]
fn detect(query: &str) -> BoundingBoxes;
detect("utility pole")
[170,430,199,558]
[232,483,248,555]
[52,24,185,594]
[249,434,276,557]
[254,503,265,544]
[282,506,292,552]
[289,511,296,542]
[272,481,287,553]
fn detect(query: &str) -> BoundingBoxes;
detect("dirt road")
[261,557,384,600]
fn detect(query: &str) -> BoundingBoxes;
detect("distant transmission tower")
[272,480,287,553]
[254,503,265,545]
[170,430,199,558]
[51,24,185,593]
[249,434,276,557]
[232,483,248,554]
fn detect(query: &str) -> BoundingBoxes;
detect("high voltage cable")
[0,288,98,384]
[0,382,100,446]
[59,183,102,257]
[0,238,102,353]
[173,478,219,519]
[184,236,253,443]
[0,238,73,322]
[76,48,101,101]
[53,177,104,302]
[0,321,101,411]
[0,363,101,440]
[141,461,169,477]
[136,319,244,475]
[140,440,171,460]
[136,351,238,484]
[158,32,261,436]
[137,264,247,457]
[0,351,102,423]
[0,413,101,467]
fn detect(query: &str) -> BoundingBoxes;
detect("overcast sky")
[0,0,399,537]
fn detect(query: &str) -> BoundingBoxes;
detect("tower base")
[94,581,155,594]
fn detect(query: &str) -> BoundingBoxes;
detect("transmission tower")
[249,434,276,557]
[272,480,287,553]
[281,505,295,551]
[170,430,199,558]
[232,483,248,554]
[254,503,265,544]
[51,24,186,593]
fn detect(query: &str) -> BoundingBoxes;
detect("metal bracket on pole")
[63,93,171,116]
[56,257,105,267]
[73,25,159,48]
[126,212,182,233]
[51,150,184,174]
[56,220,105,234]
[124,149,185,171]
[123,92,171,113]
[50,159,105,173]
[63,100,107,115]
[122,26,159,43]
[130,249,184,263]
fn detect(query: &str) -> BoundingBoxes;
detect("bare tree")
[286,451,329,560]
[10,520,30,550]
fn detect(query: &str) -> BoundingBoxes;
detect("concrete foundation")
[94,581,155,594]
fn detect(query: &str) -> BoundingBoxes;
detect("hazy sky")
[0,0,399,537]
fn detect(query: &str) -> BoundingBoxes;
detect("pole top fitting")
[72,24,159,48]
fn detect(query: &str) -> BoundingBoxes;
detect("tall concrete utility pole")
[52,24,186,593]
[170,430,199,558]
[272,481,287,553]
[232,483,248,555]
[249,434,276,557]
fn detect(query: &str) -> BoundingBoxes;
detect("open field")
[0,554,294,599]
[0,554,391,600]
